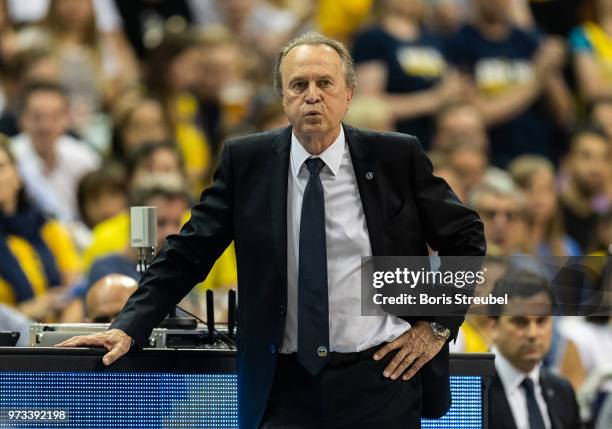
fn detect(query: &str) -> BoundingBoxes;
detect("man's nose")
[305,83,321,103]
[526,321,540,338]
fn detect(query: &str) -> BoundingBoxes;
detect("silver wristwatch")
[430,322,451,340]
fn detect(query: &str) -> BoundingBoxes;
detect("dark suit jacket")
[489,367,582,429]
[111,124,486,429]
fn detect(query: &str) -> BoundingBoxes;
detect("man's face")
[123,101,170,151]
[524,169,556,224]
[491,293,553,373]
[20,90,69,153]
[477,193,525,255]
[280,44,353,142]
[149,195,188,249]
[448,148,487,192]
[568,134,610,196]
[435,106,488,151]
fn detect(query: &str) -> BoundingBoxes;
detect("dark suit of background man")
[59,32,486,429]
[488,271,581,429]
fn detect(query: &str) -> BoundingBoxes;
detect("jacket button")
[280,305,286,316]
[270,344,277,354]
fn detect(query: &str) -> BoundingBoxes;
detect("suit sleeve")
[110,142,235,347]
[409,139,486,340]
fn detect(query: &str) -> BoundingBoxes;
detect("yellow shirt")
[0,221,82,305]
[460,319,490,353]
[174,93,212,196]
[317,0,374,42]
[83,211,237,290]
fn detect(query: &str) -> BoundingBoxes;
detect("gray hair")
[468,169,526,209]
[273,32,356,95]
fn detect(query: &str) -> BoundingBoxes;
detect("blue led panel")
[0,372,238,428]
[0,373,481,428]
[422,375,482,428]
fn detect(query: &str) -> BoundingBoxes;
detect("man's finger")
[373,338,403,361]
[382,347,410,378]
[401,357,425,381]
[56,335,104,348]
[389,353,417,380]
[102,342,130,366]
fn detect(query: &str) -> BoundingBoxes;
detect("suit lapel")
[269,126,291,295]
[540,370,563,429]
[344,124,385,256]
[490,371,519,429]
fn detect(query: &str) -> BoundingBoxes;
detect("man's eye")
[319,80,332,88]
[292,81,307,91]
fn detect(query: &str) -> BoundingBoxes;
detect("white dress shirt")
[281,126,410,353]
[493,347,552,429]
[11,133,100,222]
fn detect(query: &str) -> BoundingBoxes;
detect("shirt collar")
[493,346,542,393]
[290,125,346,177]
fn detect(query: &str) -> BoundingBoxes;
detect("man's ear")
[347,87,354,104]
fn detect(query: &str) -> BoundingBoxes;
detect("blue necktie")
[297,158,330,375]
[521,377,546,429]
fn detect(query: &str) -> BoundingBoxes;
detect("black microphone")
[206,290,215,343]
[228,289,236,339]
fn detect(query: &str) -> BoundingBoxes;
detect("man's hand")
[373,321,446,381]
[55,329,133,366]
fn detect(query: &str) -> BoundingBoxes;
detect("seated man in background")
[488,270,581,429]
[11,81,100,223]
[85,274,137,324]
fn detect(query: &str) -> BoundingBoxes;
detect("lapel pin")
[365,171,374,180]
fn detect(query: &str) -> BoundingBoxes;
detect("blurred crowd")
[0,0,610,426]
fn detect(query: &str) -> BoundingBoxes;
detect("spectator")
[76,166,126,231]
[83,142,187,269]
[344,95,394,132]
[352,0,465,149]
[446,0,574,166]
[425,0,467,36]
[316,0,372,43]
[146,30,212,195]
[469,172,530,256]
[11,81,100,223]
[196,29,256,153]
[445,139,489,197]
[558,315,612,415]
[0,134,81,321]
[111,0,193,58]
[0,48,61,137]
[509,155,581,257]
[429,149,467,202]
[560,126,610,252]
[190,0,312,60]
[432,101,489,152]
[16,0,138,138]
[85,273,137,323]
[86,174,191,291]
[75,174,236,322]
[488,270,581,429]
[570,0,612,104]
[109,93,172,163]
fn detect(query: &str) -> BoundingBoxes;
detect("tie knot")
[521,377,535,393]
[305,158,325,176]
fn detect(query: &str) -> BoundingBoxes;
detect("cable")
[174,305,237,348]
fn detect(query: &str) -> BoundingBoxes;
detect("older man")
[59,33,485,429]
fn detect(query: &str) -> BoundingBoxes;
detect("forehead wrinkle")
[281,45,344,83]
